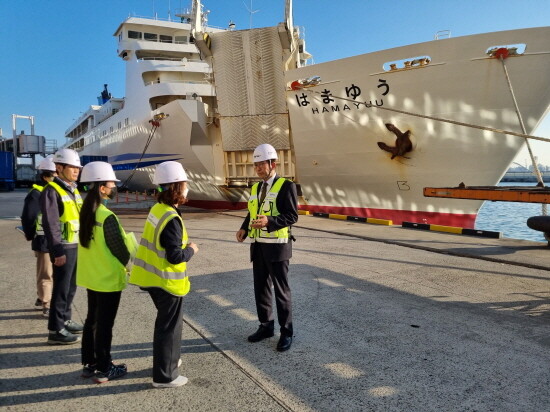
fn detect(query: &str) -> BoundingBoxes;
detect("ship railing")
[127,13,188,23]
[295,25,306,39]
[434,30,451,40]
[139,57,205,63]
[145,80,211,86]
[44,139,58,154]
[125,13,226,31]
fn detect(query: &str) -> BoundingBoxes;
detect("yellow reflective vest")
[129,203,190,296]
[77,204,128,292]
[31,184,45,235]
[47,181,83,244]
[248,178,289,243]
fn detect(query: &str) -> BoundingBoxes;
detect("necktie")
[259,182,268,205]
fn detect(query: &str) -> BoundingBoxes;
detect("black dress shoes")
[248,325,274,342]
[276,335,292,352]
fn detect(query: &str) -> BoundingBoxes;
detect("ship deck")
[1,190,549,411]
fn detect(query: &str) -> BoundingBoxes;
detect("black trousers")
[147,287,184,383]
[252,244,293,336]
[48,247,78,332]
[81,289,122,372]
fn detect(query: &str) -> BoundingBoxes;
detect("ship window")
[128,31,142,39]
[125,118,129,126]
[160,35,173,43]
[175,36,187,44]
[144,32,158,42]
[110,126,113,133]
[118,122,122,129]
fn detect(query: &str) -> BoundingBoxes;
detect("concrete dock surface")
[1,193,549,411]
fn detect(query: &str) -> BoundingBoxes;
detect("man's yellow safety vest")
[248,177,289,243]
[129,203,190,296]
[77,204,129,292]
[47,181,83,244]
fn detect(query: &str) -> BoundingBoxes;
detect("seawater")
[475,182,546,242]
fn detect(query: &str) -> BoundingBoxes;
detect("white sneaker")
[152,375,188,388]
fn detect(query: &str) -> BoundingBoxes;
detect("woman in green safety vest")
[129,161,199,389]
[77,161,137,384]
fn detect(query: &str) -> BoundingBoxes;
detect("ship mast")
[285,0,293,33]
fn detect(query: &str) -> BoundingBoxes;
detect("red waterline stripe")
[186,199,477,228]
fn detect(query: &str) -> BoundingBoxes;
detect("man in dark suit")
[236,144,298,352]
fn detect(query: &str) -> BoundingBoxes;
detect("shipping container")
[0,151,15,191]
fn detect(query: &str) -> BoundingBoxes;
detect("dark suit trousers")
[147,287,184,383]
[81,289,122,372]
[252,243,293,336]
[48,247,77,332]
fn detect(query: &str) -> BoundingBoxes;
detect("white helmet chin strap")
[266,160,275,179]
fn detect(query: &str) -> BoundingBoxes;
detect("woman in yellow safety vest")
[77,161,137,384]
[129,161,199,388]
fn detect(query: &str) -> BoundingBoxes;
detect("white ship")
[64,0,550,228]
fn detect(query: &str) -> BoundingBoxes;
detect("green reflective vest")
[248,178,289,243]
[47,181,83,244]
[129,203,190,296]
[31,184,45,235]
[77,204,128,292]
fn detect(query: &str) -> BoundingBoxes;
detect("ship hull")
[285,27,550,227]
[74,26,550,228]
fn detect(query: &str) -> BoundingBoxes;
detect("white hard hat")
[153,161,189,185]
[253,144,278,162]
[80,161,120,183]
[53,148,82,168]
[37,156,56,172]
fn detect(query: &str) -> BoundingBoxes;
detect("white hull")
[285,27,550,225]
[66,9,550,227]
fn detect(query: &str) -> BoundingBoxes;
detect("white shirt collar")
[262,174,276,191]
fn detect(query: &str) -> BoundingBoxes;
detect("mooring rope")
[302,89,550,144]
[499,55,546,214]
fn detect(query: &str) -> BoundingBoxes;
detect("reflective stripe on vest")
[248,178,289,243]
[129,203,190,296]
[31,184,45,236]
[46,181,83,244]
[77,204,127,292]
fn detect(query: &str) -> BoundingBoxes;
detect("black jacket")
[21,184,49,252]
[40,177,79,257]
[240,176,298,262]
[159,205,195,265]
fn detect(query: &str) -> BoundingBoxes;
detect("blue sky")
[1,0,549,165]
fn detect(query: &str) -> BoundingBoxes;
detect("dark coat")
[159,205,195,265]
[240,176,298,262]
[40,177,79,257]
[21,185,49,252]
